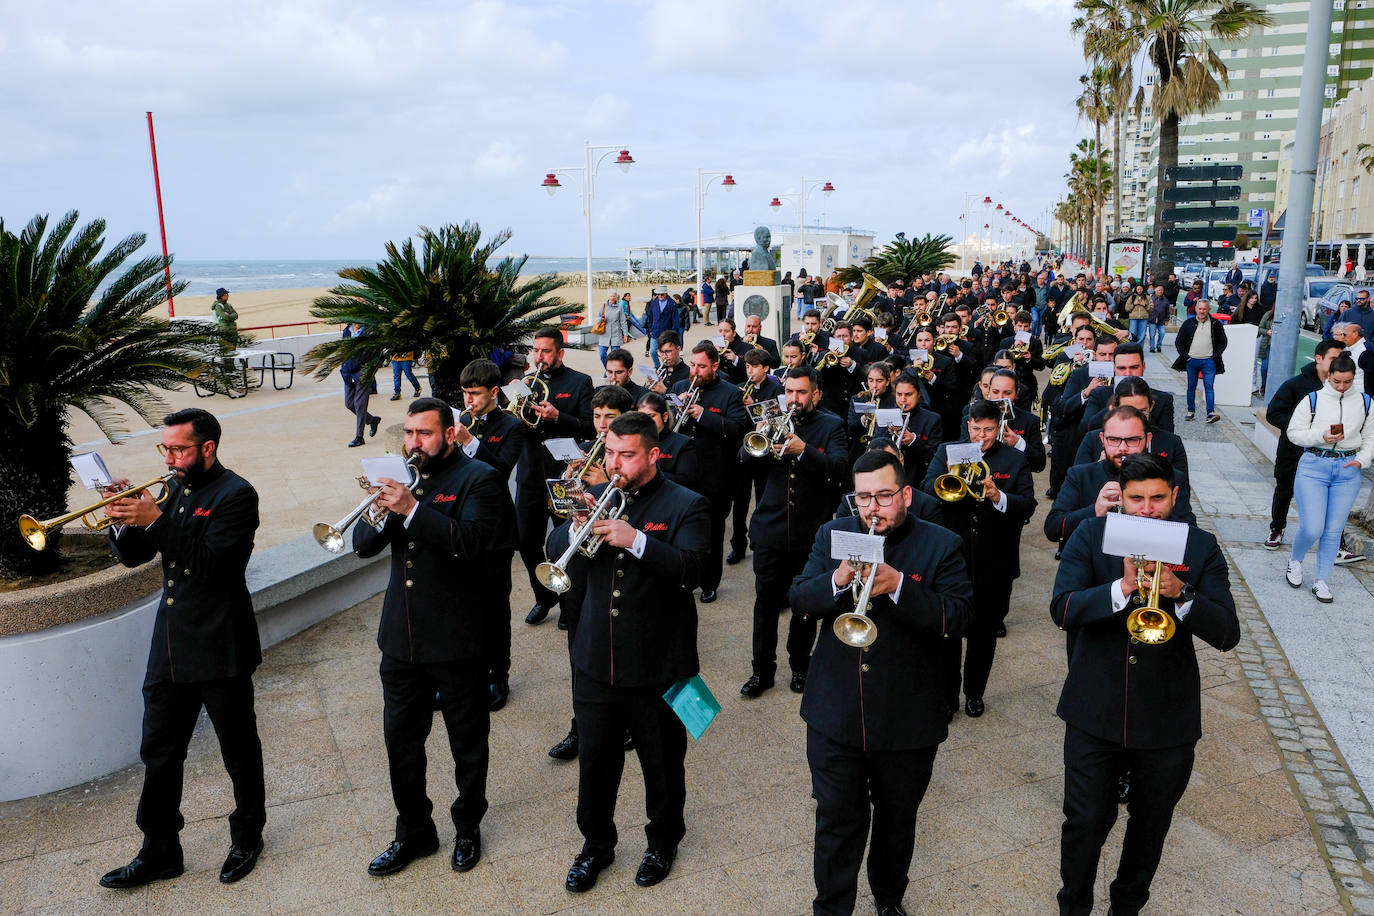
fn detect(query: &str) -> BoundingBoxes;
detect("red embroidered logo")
[993,472,1011,480]
[708,406,721,413]
[555,392,571,399]
[193,507,211,517]
[643,522,668,532]
[658,451,674,460]
[486,434,503,444]
[908,572,923,582]
[434,493,457,503]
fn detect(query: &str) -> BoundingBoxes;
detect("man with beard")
[738,367,849,698]
[922,400,1036,721]
[790,449,973,916]
[1077,343,1175,435]
[353,398,516,877]
[517,328,595,627]
[671,341,751,603]
[100,409,266,889]
[1072,379,1191,513]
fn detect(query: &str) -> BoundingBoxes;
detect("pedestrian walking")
[594,290,632,370]
[1263,340,1345,551]
[341,323,381,447]
[389,351,422,401]
[1172,300,1227,423]
[1147,285,1170,353]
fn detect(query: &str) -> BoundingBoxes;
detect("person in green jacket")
[212,287,239,337]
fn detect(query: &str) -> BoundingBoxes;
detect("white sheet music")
[71,452,113,490]
[1102,512,1187,564]
[543,438,585,462]
[831,529,884,564]
[502,378,531,400]
[1088,360,1115,379]
[361,455,410,487]
[875,408,904,428]
[945,442,985,465]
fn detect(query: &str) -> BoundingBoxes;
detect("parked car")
[1259,263,1326,289]
[1316,281,1374,332]
[1302,277,1342,330]
[1205,263,1257,299]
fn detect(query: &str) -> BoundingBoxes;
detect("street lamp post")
[769,177,835,276]
[541,139,635,318]
[696,169,736,301]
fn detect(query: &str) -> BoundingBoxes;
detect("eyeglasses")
[156,443,202,457]
[1102,435,1146,448]
[1358,297,1371,303]
[853,490,901,507]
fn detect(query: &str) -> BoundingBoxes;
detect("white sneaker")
[1312,580,1333,603]
[1286,560,1303,588]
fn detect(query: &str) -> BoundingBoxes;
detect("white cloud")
[473,140,525,179]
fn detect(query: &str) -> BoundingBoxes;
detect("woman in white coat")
[596,289,632,369]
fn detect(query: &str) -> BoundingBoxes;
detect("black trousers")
[1271,450,1299,532]
[1058,725,1195,916]
[702,488,731,591]
[942,574,1013,706]
[573,674,687,855]
[730,465,765,554]
[344,378,378,441]
[807,728,937,916]
[137,674,265,855]
[1048,433,1071,495]
[380,654,490,842]
[487,552,514,681]
[515,483,559,610]
[751,546,818,679]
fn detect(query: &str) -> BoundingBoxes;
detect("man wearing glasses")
[1350,290,1374,343]
[789,449,972,916]
[647,332,689,394]
[99,409,267,889]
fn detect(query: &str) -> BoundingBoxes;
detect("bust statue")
[750,226,776,271]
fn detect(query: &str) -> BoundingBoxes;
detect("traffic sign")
[1156,246,1236,262]
[1163,185,1242,203]
[1164,164,1244,181]
[1160,226,1238,243]
[1159,206,1240,224]
[1248,208,1266,228]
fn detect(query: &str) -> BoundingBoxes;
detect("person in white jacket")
[1284,354,1374,602]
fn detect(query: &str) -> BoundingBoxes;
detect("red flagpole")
[145,112,175,317]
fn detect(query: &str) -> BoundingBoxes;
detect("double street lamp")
[769,177,835,273]
[540,140,635,319]
[696,169,736,298]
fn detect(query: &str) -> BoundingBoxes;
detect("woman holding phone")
[1284,354,1374,602]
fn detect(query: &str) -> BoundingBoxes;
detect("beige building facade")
[1276,73,1374,243]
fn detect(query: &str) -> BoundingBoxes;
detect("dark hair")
[803,308,821,321]
[1329,354,1358,376]
[605,348,634,368]
[408,396,455,428]
[1113,342,1144,363]
[609,409,660,448]
[592,385,634,412]
[852,317,873,332]
[691,340,720,362]
[1315,338,1346,358]
[785,365,820,388]
[1110,377,1153,404]
[657,331,682,349]
[1103,404,1150,432]
[1093,335,1117,350]
[993,349,1014,364]
[782,339,803,353]
[967,399,1001,423]
[163,408,221,446]
[1014,310,1033,325]
[1118,452,1174,488]
[989,368,1019,391]
[894,372,919,390]
[533,327,564,349]
[718,317,736,331]
[459,358,501,389]
[744,348,772,367]
[853,448,907,486]
[636,391,669,414]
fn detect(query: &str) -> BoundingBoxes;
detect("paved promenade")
[2,323,1371,913]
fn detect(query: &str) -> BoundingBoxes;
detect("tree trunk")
[1094,122,1104,271]
[1112,112,1122,239]
[0,412,74,579]
[1152,110,1180,286]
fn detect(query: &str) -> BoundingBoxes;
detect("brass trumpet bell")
[18,474,175,552]
[933,459,990,503]
[1125,557,1176,644]
[992,309,1011,327]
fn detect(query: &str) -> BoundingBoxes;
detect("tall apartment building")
[1110,0,1374,239]
[1276,73,1374,241]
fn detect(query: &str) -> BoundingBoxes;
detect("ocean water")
[174,257,628,297]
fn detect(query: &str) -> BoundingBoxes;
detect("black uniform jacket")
[658,360,690,392]
[790,515,973,751]
[354,448,516,663]
[1044,458,1196,545]
[750,335,781,368]
[717,337,753,384]
[958,404,1047,472]
[742,408,849,552]
[1052,364,1103,435]
[845,392,896,446]
[1081,383,1176,434]
[671,376,750,495]
[516,364,595,487]
[655,429,700,492]
[547,472,710,687]
[896,406,944,484]
[920,440,1036,578]
[1073,425,1191,496]
[110,463,260,683]
[1051,517,1240,749]
[468,407,527,479]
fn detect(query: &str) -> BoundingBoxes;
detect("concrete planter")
[0,533,161,638]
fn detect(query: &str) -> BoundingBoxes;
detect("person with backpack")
[1283,354,1374,603]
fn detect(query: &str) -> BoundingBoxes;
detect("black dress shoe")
[789,672,807,693]
[368,416,381,437]
[739,674,773,698]
[525,604,549,625]
[218,838,263,884]
[964,698,985,718]
[489,679,509,712]
[451,832,481,872]
[413,388,422,398]
[726,548,744,565]
[634,847,676,887]
[623,729,636,752]
[565,849,614,892]
[1117,771,1132,804]
[347,437,365,448]
[99,854,184,889]
[548,730,579,760]
[367,837,439,877]
[390,392,402,401]
[876,903,910,916]
[556,613,569,631]
[995,624,1007,638]
[699,588,718,603]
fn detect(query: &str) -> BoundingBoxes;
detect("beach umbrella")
[1340,242,1349,275]
[1357,243,1368,282]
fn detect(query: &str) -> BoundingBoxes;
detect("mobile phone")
[1330,423,1345,437]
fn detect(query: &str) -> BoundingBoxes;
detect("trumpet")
[816,345,850,370]
[741,379,755,403]
[19,473,176,552]
[744,405,798,458]
[536,475,628,594]
[672,378,701,433]
[933,458,991,502]
[505,372,551,427]
[1125,555,1176,644]
[1008,341,1030,360]
[833,516,881,648]
[744,332,759,346]
[888,411,912,445]
[313,452,423,552]
[934,334,957,352]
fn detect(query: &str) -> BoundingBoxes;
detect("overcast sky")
[2,0,1085,262]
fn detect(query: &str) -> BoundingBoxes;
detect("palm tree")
[1106,0,1272,282]
[304,222,571,405]
[1358,142,1374,174]
[0,212,238,579]
[1076,68,1114,267]
[835,232,956,286]
[1068,140,1110,264]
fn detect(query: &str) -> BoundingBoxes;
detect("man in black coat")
[1053,335,1120,465]
[1078,343,1176,434]
[1262,341,1345,549]
[729,350,786,563]
[715,317,753,385]
[1171,299,1228,422]
[671,341,751,603]
[546,412,711,893]
[354,398,516,877]
[738,367,849,698]
[604,348,648,405]
[742,314,780,368]
[100,408,266,889]
[1050,454,1239,915]
[960,370,1046,473]
[790,450,973,916]
[517,328,595,626]
[647,332,690,394]
[817,323,866,416]
[637,391,701,493]
[921,400,1036,720]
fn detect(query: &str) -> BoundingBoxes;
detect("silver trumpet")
[672,378,701,433]
[536,474,628,594]
[833,516,881,648]
[743,405,797,458]
[313,453,423,552]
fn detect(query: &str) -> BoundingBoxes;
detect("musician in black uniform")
[516,328,595,626]
[715,318,752,384]
[790,309,831,365]
[729,349,785,564]
[637,392,700,491]
[741,314,780,368]
[961,369,1046,473]
[604,348,647,404]
[1051,335,1119,493]
[890,372,943,485]
[1077,342,1176,434]
[846,363,896,450]
[671,341,751,603]
[100,409,266,889]
[922,400,1036,720]
[546,412,711,893]
[1051,453,1239,915]
[790,450,973,916]
[354,398,516,877]
[456,358,528,710]
[1045,325,1100,497]
[1073,378,1190,481]
[738,366,849,698]
[817,322,866,417]
[647,331,689,395]
[849,317,887,366]
[776,340,807,381]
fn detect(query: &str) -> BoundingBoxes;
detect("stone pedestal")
[733,285,792,347]
[743,270,780,287]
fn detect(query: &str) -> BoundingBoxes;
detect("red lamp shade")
[541,173,562,195]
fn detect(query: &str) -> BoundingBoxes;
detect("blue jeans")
[1031,306,1043,339]
[391,360,419,394]
[1185,357,1216,414]
[1129,318,1147,343]
[1146,321,1165,350]
[1291,453,1364,580]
